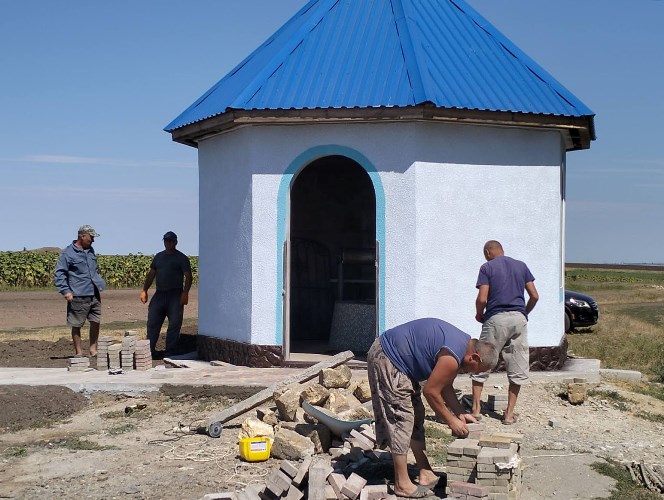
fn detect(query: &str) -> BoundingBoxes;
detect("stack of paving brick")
[446,430,523,500]
[476,434,522,499]
[97,336,114,371]
[487,393,508,413]
[67,356,90,372]
[108,344,122,370]
[134,339,152,370]
[121,332,137,371]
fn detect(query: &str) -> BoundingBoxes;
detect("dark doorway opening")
[289,155,376,356]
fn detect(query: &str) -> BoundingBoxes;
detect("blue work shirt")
[54,242,106,296]
[380,318,470,382]
[476,255,535,321]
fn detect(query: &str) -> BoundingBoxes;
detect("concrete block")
[478,436,512,449]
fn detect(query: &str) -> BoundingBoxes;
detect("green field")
[565,266,664,380]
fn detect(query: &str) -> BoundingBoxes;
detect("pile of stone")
[445,427,523,500]
[67,356,91,372]
[200,362,525,500]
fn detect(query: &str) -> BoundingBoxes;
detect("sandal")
[394,484,433,499]
[502,415,517,425]
[419,476,440,489]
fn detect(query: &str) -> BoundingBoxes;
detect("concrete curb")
[600,368,642,382]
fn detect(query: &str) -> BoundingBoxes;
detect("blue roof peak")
[165,0,594,136]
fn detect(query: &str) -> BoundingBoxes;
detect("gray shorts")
[471,311,529,385]
[366,338,425,455]
[67,296,102,327]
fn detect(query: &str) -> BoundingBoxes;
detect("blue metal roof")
[165,0,594,132]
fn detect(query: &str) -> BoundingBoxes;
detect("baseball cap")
[163,231,178,241]
[78,225,100,238]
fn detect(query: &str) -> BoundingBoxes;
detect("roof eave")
[168,106,595,151]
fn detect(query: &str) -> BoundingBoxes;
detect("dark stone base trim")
[495,335,568,372]
[198,334,568,371]
[197,335,283,368]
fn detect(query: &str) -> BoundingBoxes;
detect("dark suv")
[565,290,599,332]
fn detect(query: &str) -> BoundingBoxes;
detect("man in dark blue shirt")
[54,225,106,357]
[140,231,192,357]
[471,240,538,425]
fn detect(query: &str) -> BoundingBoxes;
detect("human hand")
[140,290,148,304]
[64,292,73,302]
[475,312,484,323]
[449,417,469,438]
[180,291,189,306]
[461,413,478,424]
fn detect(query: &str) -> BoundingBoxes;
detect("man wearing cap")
[140,231,192,357]
[54,225,106,357]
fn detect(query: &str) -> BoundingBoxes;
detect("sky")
[1,1,662,263]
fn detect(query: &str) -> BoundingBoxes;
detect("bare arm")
[525,281,539,314]
[140,269,156,303]
[423,353,468,437]
[475,284,489,323]
[181,271,193,305]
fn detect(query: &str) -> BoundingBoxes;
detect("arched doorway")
[287,155,377,358]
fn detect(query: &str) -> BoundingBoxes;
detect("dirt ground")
[1,290,664,499]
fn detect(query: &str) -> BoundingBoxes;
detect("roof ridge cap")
[391,0,433,103]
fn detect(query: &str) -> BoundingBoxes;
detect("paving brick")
[340,473,366,500]
[284,485,303,500]
[358,484,392,500]
[266,469,292,497]
[280,460,299,479]
[478,436,512,449]
[291,456,312,487]
[309,458,334,500]
[328,472,346,499]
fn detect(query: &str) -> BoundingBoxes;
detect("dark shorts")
[367,338,425,455]
[67,296,102,327]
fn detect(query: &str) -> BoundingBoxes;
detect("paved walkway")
[0,358,601,395]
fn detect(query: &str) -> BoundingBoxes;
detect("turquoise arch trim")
[275,145,386,345]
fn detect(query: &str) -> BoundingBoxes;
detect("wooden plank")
[208,350,354,427]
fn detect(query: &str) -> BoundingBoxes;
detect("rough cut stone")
[320,365,352,389]
[567,383,587,405]
[352,379,372,402]
[271,427,316,460]
[300,383,331,406]
[238,417,275,442]
[275,388,302,422]
[324,391,351,413]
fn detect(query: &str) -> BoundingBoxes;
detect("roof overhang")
[168,104,595,152]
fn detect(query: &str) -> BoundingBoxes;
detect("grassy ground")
[0,318,198,342]
[565,267,664,381]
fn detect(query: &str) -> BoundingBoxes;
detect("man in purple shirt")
[367,318,495,498]
[471,240,538,425]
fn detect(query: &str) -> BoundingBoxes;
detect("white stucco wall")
[197,121,565,348]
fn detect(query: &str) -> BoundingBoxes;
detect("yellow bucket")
[238,436,271,462]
